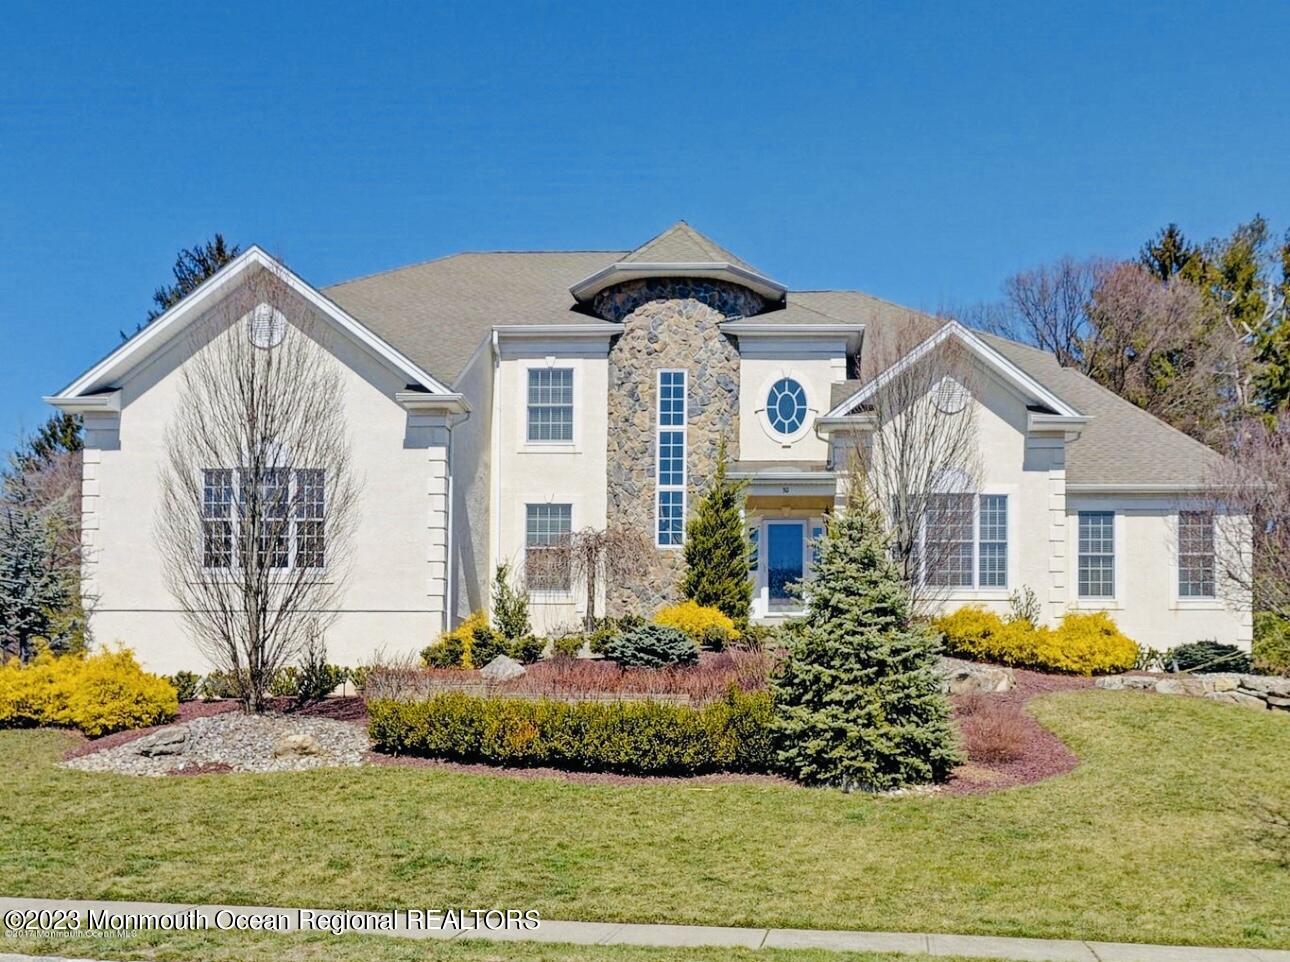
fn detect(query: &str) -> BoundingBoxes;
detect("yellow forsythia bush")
[421,609,489,669]
[653,601,738,643]
[934,606,1138,675]
[0,648,178,736]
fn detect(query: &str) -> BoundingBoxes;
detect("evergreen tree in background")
[16,412,82,471]
[0,472,75,661]
[680,439,752,629]
[122,234,241,338]
[771,489,960,790]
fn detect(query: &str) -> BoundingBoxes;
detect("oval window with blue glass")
[766,378,808,435]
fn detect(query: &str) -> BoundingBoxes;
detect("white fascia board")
[42,390,121,415]
[492,324,621,337]
[569,262,787,302]
[394,391,470,415]
[721,322,863,353]
[824,321,1083,419]
[1027,412,1091,435]
[814,414,876,436]
[49,247,452,402]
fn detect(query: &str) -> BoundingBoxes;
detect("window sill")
[1072,599,1122,611]
[1171,599,1225,611]
[529,591,575,605]
[937,589,1011,602]
[520,442,579,455]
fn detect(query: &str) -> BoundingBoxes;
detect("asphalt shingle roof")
[322,230,1223,487]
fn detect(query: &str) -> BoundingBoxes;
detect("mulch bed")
[57,676,1089,794]
[945,669,1092,796]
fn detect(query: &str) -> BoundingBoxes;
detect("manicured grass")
[1,690,1287,948]
[2,930,998,962]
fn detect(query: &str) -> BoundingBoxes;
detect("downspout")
[443,407,470,631]
[490,329,503,581]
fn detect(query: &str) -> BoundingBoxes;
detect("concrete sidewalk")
[1,896,1287,962]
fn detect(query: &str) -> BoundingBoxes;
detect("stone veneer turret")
[595,278,766,615]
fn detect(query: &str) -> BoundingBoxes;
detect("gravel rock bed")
[63,712,370,776]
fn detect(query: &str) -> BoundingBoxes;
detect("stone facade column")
[596,279,764,615]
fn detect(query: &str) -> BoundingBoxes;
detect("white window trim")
[1171,507,1225,611]
[1073,508,1122,609]
[754,370,817,446]
[655,369,687,548]
[919,491,1013,600]
[198,467,326,575]
[521,361,578,452]
[523,500,575,603]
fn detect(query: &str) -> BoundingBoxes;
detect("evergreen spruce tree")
[680,440,752,629]
[771,489,960,790]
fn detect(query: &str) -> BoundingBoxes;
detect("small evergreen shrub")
[295,636,348,704]
[165,671,201,703]
[654,601,738,647]
[772,494,960,790]
[422,610,489,669]
[349,665,372,692]
[368,686,772,775]
[269,667,300,697]
[679,440,753,629]
[1165,640,1252,674]
[603,624,698,669]
[199,670,240,700]
[550,633,587,659]
[0,649,177,736]
[1253,613,1290,676]
[492,563,531,641]
[934,606,1138,675]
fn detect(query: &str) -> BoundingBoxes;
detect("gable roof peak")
[620,220,755,272]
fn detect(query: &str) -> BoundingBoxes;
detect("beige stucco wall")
[737,337,847,463]
[448,337,494,622]
[492,338,609,634]
[1064,495,1252,651]
[83,286,449,674]
[837,356,1250,649]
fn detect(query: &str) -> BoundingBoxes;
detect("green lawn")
[1,690,1287,949]
[2,930,999,962]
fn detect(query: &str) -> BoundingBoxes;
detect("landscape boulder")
[937,657,1014,695]
[480,654,526,683]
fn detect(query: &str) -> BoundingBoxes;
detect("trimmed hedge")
[368,687,773,775]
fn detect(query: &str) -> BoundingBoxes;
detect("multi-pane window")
[296,469,326,569]
[525,503,572,591]
[925,494,975,587]
[201,469,234,568]
[200,468,323,571]
[920,494,1008,589]
[978,495,1008,588]
[1178,510,1215,598]
[1078,511,1115,598]
[526,368,574,442]
[656,370,687,545]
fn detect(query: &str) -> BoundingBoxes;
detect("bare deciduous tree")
[982,257,1110,371]
[155,265,359,711]
[848,323,982,612]
[1203,417,1289,623]
[531,525,653,631]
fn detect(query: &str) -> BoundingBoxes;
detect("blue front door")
[766,522,805,606]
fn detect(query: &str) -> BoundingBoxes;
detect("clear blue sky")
[2,0,1287,441]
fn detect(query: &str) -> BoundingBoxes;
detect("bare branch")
[154,263,359,711]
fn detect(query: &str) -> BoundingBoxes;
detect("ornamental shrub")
[772,492,960,791]
[654,601,738,647]
[1253,613,1290,676]
[1165,640,1252,674]
[367,686,772,775]
[165,671,201,703]
[935,606,1138,675]
[679,440,753,629]
[492,563,531,641]
[0,649,177,736]
[603,623,698,669]
[422,610,489,669]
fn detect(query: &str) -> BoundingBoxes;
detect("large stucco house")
[47,222,1251,672]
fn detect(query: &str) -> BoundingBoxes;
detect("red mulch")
[366,751,794,787]
[58,674,1091,796]
[945,669,1092,795]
